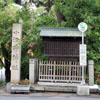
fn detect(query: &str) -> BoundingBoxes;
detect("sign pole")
[78,22,87,85]
[81,32,85,85]
[82,32,84,44]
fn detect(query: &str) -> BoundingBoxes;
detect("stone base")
[10,85,30,93]
[77,86,90,96]
[31,84,77,92]
[6,83,11,93]
[38,82,80,86]
[6,83,30,93]
[89,85,98,93]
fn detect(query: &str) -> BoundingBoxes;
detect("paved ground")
[0,94,100,100]
[0,86,100,100]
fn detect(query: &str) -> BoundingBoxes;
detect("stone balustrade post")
[88,60,94,86]
[29,59,38,84]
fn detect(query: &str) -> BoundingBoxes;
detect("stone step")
[30,83,99,93]
[30,84,77,93]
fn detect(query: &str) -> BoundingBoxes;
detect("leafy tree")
[0,1,19,82]
[0,1,40,80]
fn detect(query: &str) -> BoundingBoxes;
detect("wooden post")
[53,61,56,81]
[69,61,71,82]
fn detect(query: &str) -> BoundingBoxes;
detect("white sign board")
[78,22,87,32]
[80,44,87,66]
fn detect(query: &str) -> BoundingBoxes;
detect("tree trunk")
[1,43,11,82]
[46,0,52,12]
[5,59,10,82]
[56,11,63,24]
[29,0,33,4]
[15,0,21,4]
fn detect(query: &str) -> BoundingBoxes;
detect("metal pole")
[81,32,85,85]
[82,32,84,44]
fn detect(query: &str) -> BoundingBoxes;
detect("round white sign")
[78,22,88,32]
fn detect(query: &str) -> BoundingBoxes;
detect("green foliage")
[34,40,49,61]
[34,15,57,27]
[94,66,100,82]
[0,61,4,68]
[16,6,41,79]
[0,1,18,59]
[0,81,6,87]
[96,79,100,85]
[53,0,63,12]
[51,0,100,67]
[0,2,40,79]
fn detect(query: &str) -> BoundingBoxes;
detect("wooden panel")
[44,41,80,57]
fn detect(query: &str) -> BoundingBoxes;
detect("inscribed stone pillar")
[29,59,38,84]
[88,60,94,86]
[11,24,22,83]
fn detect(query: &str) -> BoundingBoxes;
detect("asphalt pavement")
[0,94,100,100]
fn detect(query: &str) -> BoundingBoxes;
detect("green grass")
[0,81,6,87]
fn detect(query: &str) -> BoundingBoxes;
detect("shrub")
[96,79,100,85]
[18,78,30,85]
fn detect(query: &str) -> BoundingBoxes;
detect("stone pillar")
[29,59,38,84]
[11,24,22,83]
[88,60,94,86]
